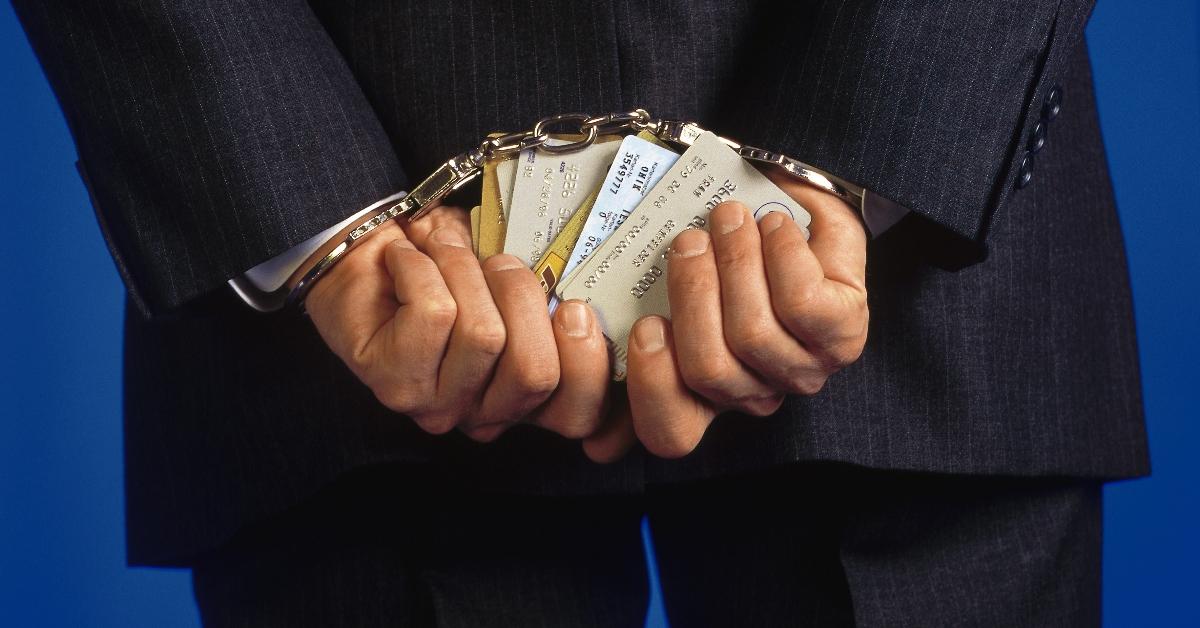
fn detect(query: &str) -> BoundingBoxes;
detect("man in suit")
[14,1,1146,626]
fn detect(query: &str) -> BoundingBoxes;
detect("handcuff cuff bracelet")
[286,108,871,309]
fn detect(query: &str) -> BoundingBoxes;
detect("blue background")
[1,2,1197,626]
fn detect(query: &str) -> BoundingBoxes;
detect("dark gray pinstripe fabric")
[191,469,650,628]
[190,463,1100,627]
[13,0,409,313]
[14,0,1147,566]
[648,467,1102,628]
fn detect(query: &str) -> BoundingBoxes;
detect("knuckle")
[464,431,495,444]
[554,414,600,440]
[827,340,865,369]
[670,269,717,297]
[811,327,867,371]
[583,441,625,465]
[787,373,828,396]
[514,364,560,398]
[762,224,798,252]
[847,289,869,315]
[411,412,458,436]
[346,350,373,379]
[679,358,735,402]
[418,296,458,329]
[559,423,596,440]
[741,404,775,418]
[462,422,511,443]
[728,321,776,362]
[778,285,821,322]
[372,383,415,415]
[716,242,755,269]
[461,317,507,357]
[646,426,703,459]
[736,395,783,417]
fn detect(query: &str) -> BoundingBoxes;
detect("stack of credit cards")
[468,130,811,378]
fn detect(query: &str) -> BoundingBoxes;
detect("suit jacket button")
[1016,151,1034,188]
[1044,85,1062,120]
[1029,120,1047,153]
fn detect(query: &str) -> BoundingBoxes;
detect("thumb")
[766,169,867,292]
[305,221,408,376]
[582,388,638,463]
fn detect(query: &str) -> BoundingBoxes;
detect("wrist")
[284,194,409,309]
[303,219,405,308]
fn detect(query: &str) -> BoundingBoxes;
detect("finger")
[768,170,868,291]
[582,387,638,464]
[401,205,473,252]
[531,300,611,439]
[667,228,783,415]
[759,198,869,368]
[708,201,820,392]
[472,254,561,437]
[422,226,507,430]
[789,181,870,366]
[368,238,457,427]
[627,316,718,458]
[306,220,407,365]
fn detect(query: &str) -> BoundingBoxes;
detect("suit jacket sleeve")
[13,0,408,314]
[741,0,1094,267]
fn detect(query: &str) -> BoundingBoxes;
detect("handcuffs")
[287,108,874,309]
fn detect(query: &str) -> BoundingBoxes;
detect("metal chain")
[468,108,654,167]
[384,106,864,226]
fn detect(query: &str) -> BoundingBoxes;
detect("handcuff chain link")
[469,108,654,166]
[389,107,863,226]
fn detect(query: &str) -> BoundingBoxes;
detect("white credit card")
[496,158,518,220]
[560,134,680,286]
[504,139,621,267]
[556,131,811,378]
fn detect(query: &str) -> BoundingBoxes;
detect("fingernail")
[670,228,710,258]
[432,226,468,248]
[558,301,591,338]
[633,318,666,353]
[759,211,787,235]
[486,254,527,271]
[711,202,746,234]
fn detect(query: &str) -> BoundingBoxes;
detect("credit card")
[469,205,481,256]
[504,137,621,267]
[476,154,510,260]
[496,157,517,220]
[561,132,679,286]
[532,185,601,315]
[557,131,811,378]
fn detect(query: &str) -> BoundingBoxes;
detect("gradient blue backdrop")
[1,2,1196,626]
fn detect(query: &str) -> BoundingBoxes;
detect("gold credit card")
[476,151,510,261]
[469,205,481,256]
[532,185,600,303]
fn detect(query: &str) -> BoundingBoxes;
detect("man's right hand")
[305,207,615,446]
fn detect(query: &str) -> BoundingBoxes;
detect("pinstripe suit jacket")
[15,0,1148,565]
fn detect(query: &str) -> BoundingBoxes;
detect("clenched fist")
[304,207,618,451]
[626,173,870,458]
